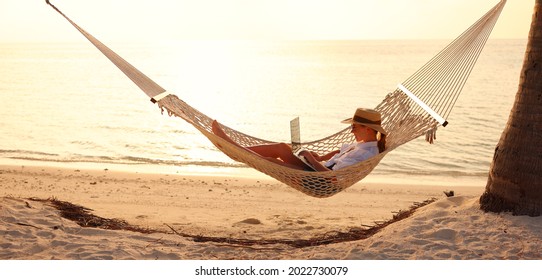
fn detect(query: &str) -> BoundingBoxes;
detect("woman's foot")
[211,120,242,148]
[211,120,229,139]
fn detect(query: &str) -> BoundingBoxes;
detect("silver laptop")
[290,117,315,171]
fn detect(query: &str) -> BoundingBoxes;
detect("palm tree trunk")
[479,0,542,216]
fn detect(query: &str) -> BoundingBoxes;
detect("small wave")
[374,168,489,178]
[0,149,58,157]
[5,154,245,169]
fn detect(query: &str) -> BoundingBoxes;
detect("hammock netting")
[46,0,506,197]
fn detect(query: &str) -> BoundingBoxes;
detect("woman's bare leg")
[247,143,307,167]
[211,120,307,170]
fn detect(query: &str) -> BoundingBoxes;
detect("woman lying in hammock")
[211,108,386,171]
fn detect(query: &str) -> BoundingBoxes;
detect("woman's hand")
[298,150,319,160]
[298,150,330,172]
[298,150,313,159]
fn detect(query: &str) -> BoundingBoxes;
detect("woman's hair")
[366,127,386,153]
[377,133,386,153]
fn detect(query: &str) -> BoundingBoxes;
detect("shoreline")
[0,157,489,185]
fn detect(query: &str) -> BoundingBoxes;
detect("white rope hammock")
[46,0,506,197]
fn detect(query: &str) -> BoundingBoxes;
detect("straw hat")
[341,108,386,135]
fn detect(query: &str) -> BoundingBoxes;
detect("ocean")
[0,39,527,185]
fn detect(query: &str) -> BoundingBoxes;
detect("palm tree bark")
[480,0,542,216]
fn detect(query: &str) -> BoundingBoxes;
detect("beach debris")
[29,197,159,234]
[15,222,41,229]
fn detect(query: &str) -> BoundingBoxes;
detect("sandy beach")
[1,164,541,260]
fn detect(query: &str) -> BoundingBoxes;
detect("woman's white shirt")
[325,141,379,170]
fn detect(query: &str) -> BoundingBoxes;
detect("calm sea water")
[0,40,526,184]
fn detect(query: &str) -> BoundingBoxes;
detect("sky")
[0,0,535,42]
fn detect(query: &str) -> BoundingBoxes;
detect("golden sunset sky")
[0,0,534,42]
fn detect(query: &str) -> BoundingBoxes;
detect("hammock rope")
[46,0,506,197]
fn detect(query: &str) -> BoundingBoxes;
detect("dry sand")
[1,164,541,260]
